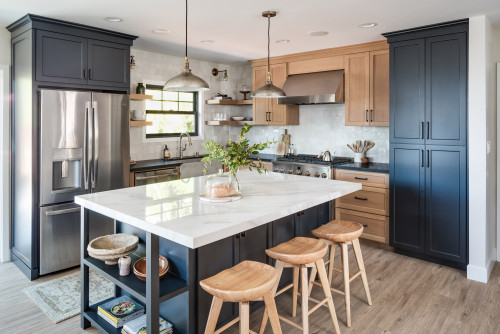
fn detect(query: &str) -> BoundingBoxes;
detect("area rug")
[23,270,114,324]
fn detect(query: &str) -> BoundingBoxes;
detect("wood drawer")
[335,169,388,189]
[335,208,388,244]
[335,186,388,216]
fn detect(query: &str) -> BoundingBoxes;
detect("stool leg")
[315,259,341,334]
[328,243,336,285]
[292,266,299,317]
[263,292,283,334]
[239,302,250,334]
[307,266,317,295]
[340,242,351,327]
[352,238,372,306]
[300,266,309,334]
[204,296,223,334]
[259,260,285,334]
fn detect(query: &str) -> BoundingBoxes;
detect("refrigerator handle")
[83,102,90,190]
[92,100,99,189]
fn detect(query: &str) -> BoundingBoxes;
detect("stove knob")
[296,169,302,175]
[287,169,293,174]
[273,167,278,172]
[305,171,311,176]
[279,168,284,173]
[322,173,328,179]
[314,172,320,178]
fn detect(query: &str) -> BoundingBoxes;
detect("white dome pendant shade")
[251,11,286,98]
[164,0,209,92]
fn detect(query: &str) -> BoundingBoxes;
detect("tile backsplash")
[129,48,389,163]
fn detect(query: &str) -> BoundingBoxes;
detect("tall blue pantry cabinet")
[383,20,468,269]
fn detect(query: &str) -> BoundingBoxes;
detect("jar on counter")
[205,169,238,198]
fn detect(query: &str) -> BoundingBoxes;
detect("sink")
[169,155,208,163]
[174,156,221,179]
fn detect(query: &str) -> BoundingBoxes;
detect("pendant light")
[252,11,286,98]
[164,0,209,92]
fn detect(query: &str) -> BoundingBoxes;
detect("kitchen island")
[75,171,361,334]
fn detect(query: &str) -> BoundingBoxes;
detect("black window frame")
[145,84,199,138]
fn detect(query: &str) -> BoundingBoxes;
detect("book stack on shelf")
[97,296,145,328]
[122,314,173,334]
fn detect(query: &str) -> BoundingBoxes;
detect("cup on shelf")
[118,256,131,276]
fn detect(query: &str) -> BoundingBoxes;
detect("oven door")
[134,168,179,186]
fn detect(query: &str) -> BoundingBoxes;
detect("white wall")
[494,26,500,262]
[468,16,496,283]
[0,64,10,262]
[0,29,11,65]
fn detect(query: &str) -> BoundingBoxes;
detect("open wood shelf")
[205,120,254,126]
[130,94,153,100]
[130,120,153,127]
[206,99,253,105]
[84,257,188,304]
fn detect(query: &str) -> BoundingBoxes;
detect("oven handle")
[135,174,175,181]
[45,207,81,216]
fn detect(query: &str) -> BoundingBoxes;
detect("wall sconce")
[212,68,228,81]
[130,55,136,70]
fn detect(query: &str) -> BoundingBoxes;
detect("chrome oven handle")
[135,175,167,181]
[91,100,99,189]
[45,207,81,216]
[83,102,90,190]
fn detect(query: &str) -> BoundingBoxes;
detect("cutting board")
[276,129,291,156]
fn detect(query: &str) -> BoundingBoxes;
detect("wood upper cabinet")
[252,64,299,126]
[345,50,389,127]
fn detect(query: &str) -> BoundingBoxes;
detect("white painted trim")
[0,64,10,263]
[467,247,496,283]
[497,62,500,262]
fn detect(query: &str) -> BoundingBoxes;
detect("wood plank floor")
[1,244,499,334]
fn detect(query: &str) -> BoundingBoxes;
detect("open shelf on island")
[130,94,153,101]
[205,120,254,126]
[84,298,122,334]
[206,99,252,105]
[130,120,153,127]
[84,257,188,304]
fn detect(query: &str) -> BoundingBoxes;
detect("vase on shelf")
[136,83,145,94]
[205,169,240,199]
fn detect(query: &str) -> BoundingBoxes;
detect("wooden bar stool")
[259,237,341,334]
[200,260,282,334]
[309,220,372,327]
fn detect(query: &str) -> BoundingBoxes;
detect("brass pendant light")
[252,11,286,98]
[164,0,209,92]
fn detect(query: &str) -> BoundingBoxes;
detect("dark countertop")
[130,159,183,172]
[248,153,278,162]
[334,162,389,174]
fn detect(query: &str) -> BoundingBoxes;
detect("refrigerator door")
[40,90,92,205]
[90,92,130,192]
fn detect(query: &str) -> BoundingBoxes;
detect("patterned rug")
[24,270,114,323]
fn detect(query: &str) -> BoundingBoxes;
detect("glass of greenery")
[202,124,273,192]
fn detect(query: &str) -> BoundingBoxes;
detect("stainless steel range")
[272,154,353,179]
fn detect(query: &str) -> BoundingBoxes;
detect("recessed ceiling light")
[276,39,290,44]
[200,40,215,44]
[359,22,378,28]
[152,29,170,34]
[308,31,328,37]
[103,17,123,22]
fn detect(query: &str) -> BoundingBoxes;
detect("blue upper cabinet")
[425,33,467,146]
[389,39,425,144]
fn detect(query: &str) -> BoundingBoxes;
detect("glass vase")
[205,169,239,199]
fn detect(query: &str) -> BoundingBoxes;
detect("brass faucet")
[179,132,192,158]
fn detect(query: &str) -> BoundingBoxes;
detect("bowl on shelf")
[231,116,245,121]
[133,255,169,281]
[87,234,139,265]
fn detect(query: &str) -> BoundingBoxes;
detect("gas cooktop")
[276,154,353,166]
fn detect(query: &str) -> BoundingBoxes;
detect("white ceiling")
[2,0,500,64]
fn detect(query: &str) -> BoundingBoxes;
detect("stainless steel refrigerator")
[32,90,129,275]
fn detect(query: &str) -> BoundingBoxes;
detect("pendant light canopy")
[164,0,209,92]
[252,11,286,98]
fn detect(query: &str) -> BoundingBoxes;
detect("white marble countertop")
[75,171,361,249]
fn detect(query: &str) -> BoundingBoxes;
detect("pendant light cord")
[267,14,270,73]
[185,0,188,58]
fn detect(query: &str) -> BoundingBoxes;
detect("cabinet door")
[425,33,467,146]
[87,39,129,88]
[239,224,268,263]
[268,63,287,125]
[197,235,235,332]
[36,30,87,84]
[345,52,370,126]
[271,215,295,288]
[317,201,331,225]
[296,207,318,238]
[390,39,425,144]
[369,50,390,126]
[425,146,466,263]
[390,144,425,252]
[252,66,270,125]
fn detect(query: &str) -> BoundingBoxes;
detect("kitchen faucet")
[179,132,192,158]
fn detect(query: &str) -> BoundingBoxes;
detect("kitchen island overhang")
[76,171,361,334]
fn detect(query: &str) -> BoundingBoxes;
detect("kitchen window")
[145,85,198,138]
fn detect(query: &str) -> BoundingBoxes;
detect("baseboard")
[467,249,496,283]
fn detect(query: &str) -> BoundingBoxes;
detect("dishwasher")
[134,167,179,186]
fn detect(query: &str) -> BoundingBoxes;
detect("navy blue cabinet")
[385,19,468,269]
[87,39,129,88]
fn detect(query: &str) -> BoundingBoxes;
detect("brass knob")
[314,172,320,178]
[305,171,311,176]
[287,169,293,174]
[296,169,302,175]
[279,168,284,173]
[322,173,327,178]
[273,168,278,172]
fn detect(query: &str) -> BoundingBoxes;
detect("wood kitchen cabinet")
[345,50,389,127]
[252,64,299,125]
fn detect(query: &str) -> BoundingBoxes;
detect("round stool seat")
[312,220,363,243]
[266,237,327,265]
[200,260,278,303]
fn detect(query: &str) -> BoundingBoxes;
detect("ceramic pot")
[136,83,145,94]
[354,152,365,163]
[132,110,146,120]
[118,256,131,276]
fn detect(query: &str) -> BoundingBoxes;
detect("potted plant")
[202,124,273,195]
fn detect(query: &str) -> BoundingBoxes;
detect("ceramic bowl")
[133,255,169,281]
[87,234,139,265]
[132,109,146,120]
[231,116,245,121]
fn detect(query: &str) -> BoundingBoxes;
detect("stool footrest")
[276,283,294,297]
[214,317,239,334]
[278,315,303,330]
[308,296,330,315]
[349,270,363,283]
